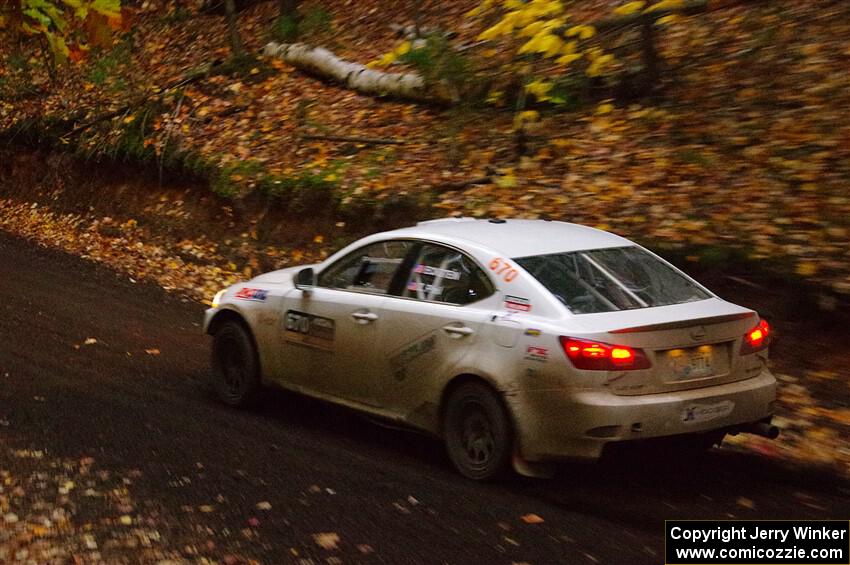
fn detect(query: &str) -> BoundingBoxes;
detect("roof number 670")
[489,257,518,282]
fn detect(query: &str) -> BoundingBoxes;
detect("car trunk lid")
[568,298,762,395]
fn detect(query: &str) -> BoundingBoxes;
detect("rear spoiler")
[609,312,755,334]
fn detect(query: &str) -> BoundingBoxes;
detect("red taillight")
[559,337,651,371]
[741,319,771,354]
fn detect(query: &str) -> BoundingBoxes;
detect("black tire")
[443,382,513,480]
[211,320,261,408]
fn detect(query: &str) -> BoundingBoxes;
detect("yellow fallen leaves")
[313,532,341,550]
[0,199,242,304]
[795,261,818,277]
[726,372,850,478]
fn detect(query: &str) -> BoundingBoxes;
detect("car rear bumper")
[506,369,777,462]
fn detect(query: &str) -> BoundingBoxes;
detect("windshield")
[515,246,711,314]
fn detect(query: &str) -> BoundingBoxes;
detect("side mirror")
[294,267,317,291]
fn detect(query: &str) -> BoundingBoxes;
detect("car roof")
[384,218,634,258]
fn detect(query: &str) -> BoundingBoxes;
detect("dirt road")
[1,231,847,564]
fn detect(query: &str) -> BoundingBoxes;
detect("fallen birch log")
[263,42,450,103]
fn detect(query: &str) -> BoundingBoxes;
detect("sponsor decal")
[390,334,437,381]
[524,345,549,362]
[524,328,542,337]
[406,281,443,296]
[412,264,461,281]
[505,295,532,312]
[681,400,735,424]
[234,287,269,301]
[284,310,335,350]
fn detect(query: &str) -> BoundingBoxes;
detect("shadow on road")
[221,379,850,530]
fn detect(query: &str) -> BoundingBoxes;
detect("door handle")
[351,311,378,323]
[442,324,474,337]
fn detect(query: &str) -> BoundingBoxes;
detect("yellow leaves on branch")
[477,0,566,41]
[655,14,681,25]
[472,0,621,88]
[565,24,595,40]
[513,110,540,128]
[613,1,646,16]
[519,32,563,57]
[556,39,581,66]
[645,0,684,12]
[585,47,616,77]
[524,79,553,101]
[596,100,615,115]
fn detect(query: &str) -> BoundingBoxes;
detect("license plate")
[668,346,714,379]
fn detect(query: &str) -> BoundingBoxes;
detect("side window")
[318,240,412,294]
[402,244,494,305]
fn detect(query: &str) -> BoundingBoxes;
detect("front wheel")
[443,382,513,480]
[211,320,261,407]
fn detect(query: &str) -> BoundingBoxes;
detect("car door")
[369,243,496,414]
[276,240,413,402]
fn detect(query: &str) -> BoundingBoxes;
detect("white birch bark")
[263,42,445,102]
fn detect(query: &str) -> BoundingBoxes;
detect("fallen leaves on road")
[0,199,246,304]
[725,371,850,477]
[521,513,545,524]
[0,450,180,562]
[313,532,341,550]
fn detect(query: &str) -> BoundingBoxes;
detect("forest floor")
[1,0,849,295]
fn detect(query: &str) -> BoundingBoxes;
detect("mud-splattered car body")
[205,218,777,479]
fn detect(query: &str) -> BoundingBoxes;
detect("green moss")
[87,40,132,87]
[271,14,301,42]
[271,6,333,42]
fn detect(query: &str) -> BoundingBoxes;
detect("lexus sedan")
[205,218,778,479]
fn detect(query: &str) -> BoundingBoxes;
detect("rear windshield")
[515,246,711,314]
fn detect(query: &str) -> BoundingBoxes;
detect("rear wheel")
[211,320,261,407]
[443,382,513,480]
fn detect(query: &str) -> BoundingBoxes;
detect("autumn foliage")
[0,0,849,300]
[1,0,122,64]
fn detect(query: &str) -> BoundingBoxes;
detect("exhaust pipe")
[746,422,780,439]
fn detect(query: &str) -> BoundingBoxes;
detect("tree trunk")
[224,0,244,56]
[1,0,22,44]
[639,15,660,92]
[263,42,446,102]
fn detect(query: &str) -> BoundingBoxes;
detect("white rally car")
[205,218,778,479]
